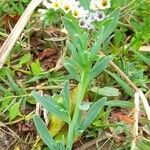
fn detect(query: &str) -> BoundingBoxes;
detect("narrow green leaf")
[74,34,83,52]
[133,50,150,66]
[106,70,134,97]
[91,26,105,56]
[66,40,78,57]
[64,62,80,81]
[33,115,58,150]
[66,41,84,67]
[1,93,13,110]
[31,91,70,123]
[31,59,42,75]
[91,8,120,55]
[137,140,150,150]
[63,80,70,112]
[103,8,120,40]
[64,57,81,70]
[9,1,22,15]
[82,32,89,50]
[62,17,83,39]
[80,97,106,131]
[0,84,11,94]
[3,68,23,94]
[9,102,22,121]
[56,141,66,150]
[89,56,111,81]
[91,87,120,97]
[105,101,134,108]
[19,53,31,66]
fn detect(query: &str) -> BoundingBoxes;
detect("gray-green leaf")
[33,115,58,150]
[91,87,120,97]
[80,97,106,131]
[31,91,70,123]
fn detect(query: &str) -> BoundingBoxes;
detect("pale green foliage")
[32,2,120,149]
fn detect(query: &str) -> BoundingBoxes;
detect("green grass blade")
[89,56,111,81]
[80,97,106,131]
[106,70,134,97]
[63,81,70,112]
[33,115,58,150]
[105,101,134,108]
[64,62,80,82]
[31,91,70,123]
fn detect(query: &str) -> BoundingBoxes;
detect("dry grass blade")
[139,46,150,52]
[139,90,150,120]
[0,0,43,69]
[131,91,140,150]
[75,133,112,150]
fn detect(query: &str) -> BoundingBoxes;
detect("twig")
[0,123,26,144]
[131,91,140,150]
[139,90,150,120]
[26,85,64,90]
[108,60,138,91]
[0,0,43,69]
[75,132,112,150]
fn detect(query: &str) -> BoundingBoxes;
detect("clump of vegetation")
[0,0,150,150]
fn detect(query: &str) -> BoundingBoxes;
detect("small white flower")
[88,12,96,21]
[90,0,111,10]
[85,23,94,30]
[90,0,99,10]
[72,6,89,19]
[61,0,72,14]
[71,7,80,18]
[94,11,105,21]
[79,19,86,28]
[51,0,61,10]
[79,18,94,30]
[96,0,111,10]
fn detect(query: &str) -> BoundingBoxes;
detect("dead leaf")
[114,112,135,124]
[139,46,150,52]
[37,48,57,60]
[44,28,59,36]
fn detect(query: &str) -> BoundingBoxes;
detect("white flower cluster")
[90,0,111,10]
[39,0,111,30]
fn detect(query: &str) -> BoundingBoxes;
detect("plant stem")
[66,69,89,150]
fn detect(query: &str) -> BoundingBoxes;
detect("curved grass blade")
[80,97,107,131]
[33,115,58,150]
[31,91,70,123]
[89,56,111,81]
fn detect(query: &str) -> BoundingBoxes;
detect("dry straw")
[0,0,43,69]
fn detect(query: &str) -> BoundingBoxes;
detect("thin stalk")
[99,51,138,91]
[66,69,89,150]
[0,0,43,69]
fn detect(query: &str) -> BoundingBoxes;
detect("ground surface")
[0,0,150,149]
